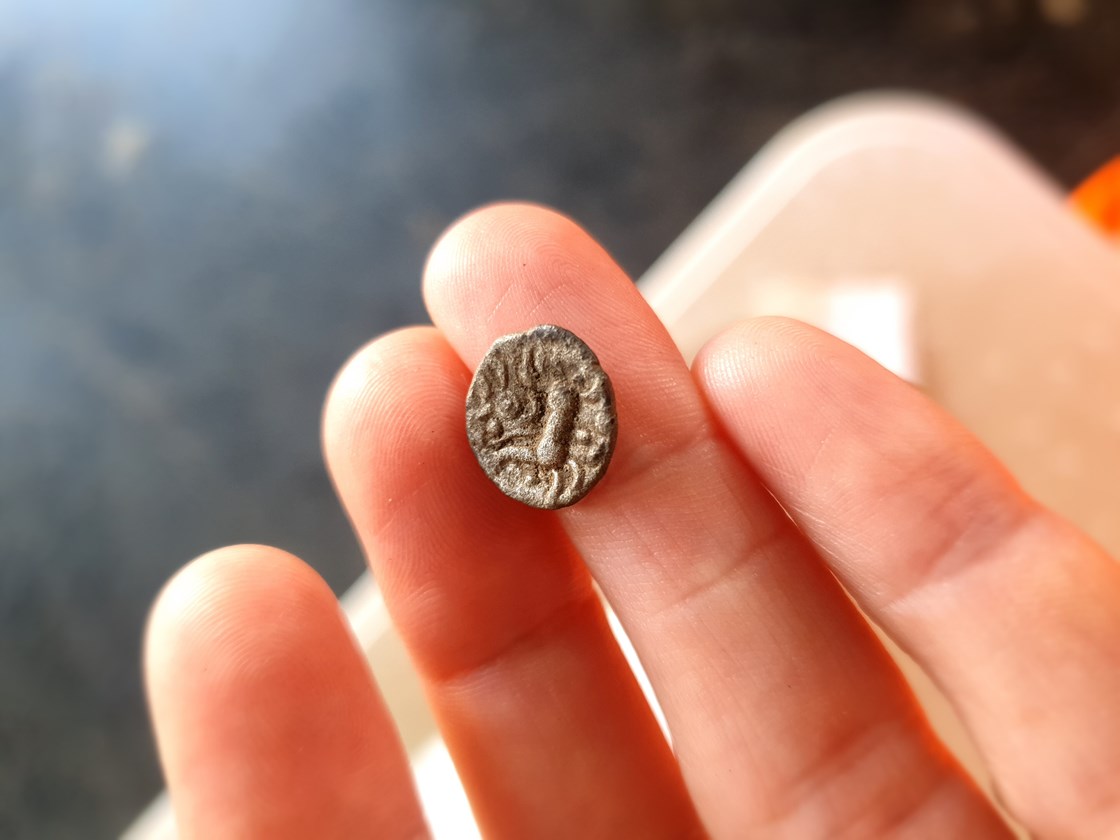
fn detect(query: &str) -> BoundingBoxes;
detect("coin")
[466,325,617,510]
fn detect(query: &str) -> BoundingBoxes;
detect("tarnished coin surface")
[466,325,617,510]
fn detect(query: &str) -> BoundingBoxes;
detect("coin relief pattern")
[466,325,617,509]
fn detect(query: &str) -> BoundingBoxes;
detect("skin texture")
[146,203,1120,839]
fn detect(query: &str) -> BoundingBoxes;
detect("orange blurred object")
[1071,157,1120,239]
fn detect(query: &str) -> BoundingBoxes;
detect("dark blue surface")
[3,1,1120,836]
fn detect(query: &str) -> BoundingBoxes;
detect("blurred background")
[3,0,1120,836]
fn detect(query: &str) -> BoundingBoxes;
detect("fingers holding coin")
[423,204,1007,837]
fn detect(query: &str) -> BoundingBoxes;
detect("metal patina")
[466,325,617,509]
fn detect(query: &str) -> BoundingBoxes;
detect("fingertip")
[322,326,459,464]
[422,202,586,308]
[321,326,473,547]
[145,544,325,691]
[693,316,837,400]
[422,203,626,362]
[144,544,426,839]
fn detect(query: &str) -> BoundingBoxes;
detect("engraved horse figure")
[473,341,608,508]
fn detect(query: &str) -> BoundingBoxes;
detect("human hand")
[145,204,1120,839]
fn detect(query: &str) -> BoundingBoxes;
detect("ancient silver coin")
[466,325,617,510]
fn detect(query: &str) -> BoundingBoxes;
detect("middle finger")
[323,327,699,838]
